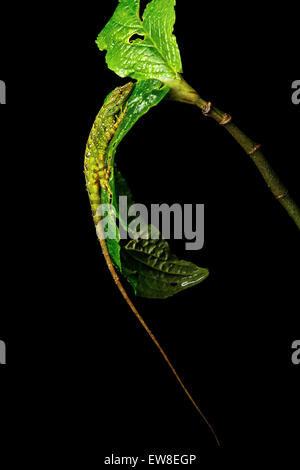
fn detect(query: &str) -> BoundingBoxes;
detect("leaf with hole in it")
[96,0,182,82]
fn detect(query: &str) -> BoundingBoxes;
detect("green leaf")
[121,238,209,299]
[101,79,169,270]
[96,0,182,82]
[104,79,169,216]
[91,79,209,298]
[98,80,209,298]
[113,172,209,299]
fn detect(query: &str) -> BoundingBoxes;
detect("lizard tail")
[98,227,220,447]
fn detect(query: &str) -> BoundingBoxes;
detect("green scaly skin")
[84,82,134,225]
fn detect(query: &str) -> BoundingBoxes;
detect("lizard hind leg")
[114,102,129,129]
[100,168,113,203]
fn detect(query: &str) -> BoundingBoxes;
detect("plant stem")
[166,77,300,230]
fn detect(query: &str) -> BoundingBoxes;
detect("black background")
[0,1,299,466]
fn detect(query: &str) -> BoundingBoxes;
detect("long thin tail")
[98,228,220,447]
